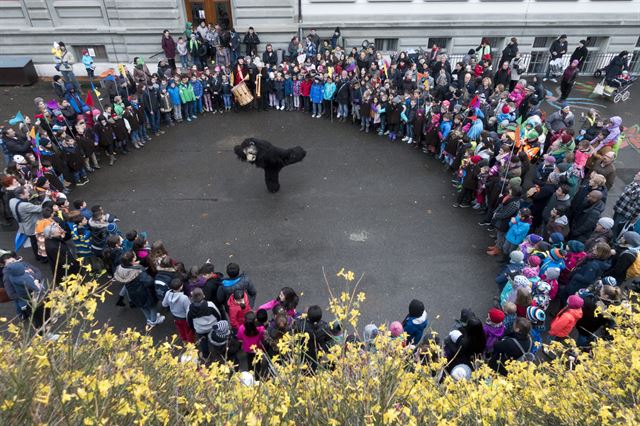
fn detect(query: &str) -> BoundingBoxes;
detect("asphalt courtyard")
[0,77,638,338]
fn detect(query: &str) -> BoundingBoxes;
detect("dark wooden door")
[184,0,232,30]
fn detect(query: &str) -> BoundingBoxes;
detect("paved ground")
[0,77,638,339]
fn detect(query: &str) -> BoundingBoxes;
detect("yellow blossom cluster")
[0,271,639,425]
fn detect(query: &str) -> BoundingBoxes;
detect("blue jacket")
[323,82,336,100]
[506,217,531,245]
[567,258,611,294]
[167,85,181,105]
[284,78,293,96]
[192,79,203,98]
[310,82,324,103]
[439,121,452,140]
[403,311,428,345]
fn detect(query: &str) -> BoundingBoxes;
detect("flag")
[514,124,521,148]
[85,91,94,108]
[382,61,389,79]
[91,82,101,97]
[9,111,24,125]
[118,63,127,76]
[28,127,36,141]
[468,95,480,110]
[46,100,59,110]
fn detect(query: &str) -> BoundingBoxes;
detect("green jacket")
[113,102,125,117]
[179,82,196,103]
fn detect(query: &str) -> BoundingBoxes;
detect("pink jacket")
[237,325,265,353]
[258,299,297,317]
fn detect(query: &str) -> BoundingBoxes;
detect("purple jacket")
[483,322,505,353]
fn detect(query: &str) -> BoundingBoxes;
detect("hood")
[608,116,622,128]
[409,309,428,325]
[222,275,244,287]
[188,300,217,317]
[6,262,26,277]
[114,265,143,283]
[166,291,184,304]
[623,231,640,248]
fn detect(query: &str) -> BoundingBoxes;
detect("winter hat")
[510,250,525,264]
[470,155,482,165]
[363,324,379,344]
[523,267,539,279]
[567,240,585,253]
[508,177,522,188]
[12,154,26,165]
[448,329,462,344]
[602,276,618,287]
[543,155,556,164]
[512,275,530,289]
[528,255,541,267]
[556,163,570,173]
[550,232,564,245]
[571,59,579,67]
[526,306,546,324]
[528,234,543,245]
[488,308,505,324]
[501,105,510,114]
[408,299,425,318]
[544,267,561,280]
[450,364,472,382]
[208,320,231,346]
[536,281,551,295]
[389,321,403,337]
[567,295,584,309]
[549,248,565,261]
[597,217,614,230]
[622,231,640,248]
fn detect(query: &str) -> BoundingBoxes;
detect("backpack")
[626,251,640,280]
[511,336,535,362]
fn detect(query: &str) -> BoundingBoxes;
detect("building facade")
[0,0,638,75]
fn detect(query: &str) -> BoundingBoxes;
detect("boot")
[486,246,500,256]
[84,159,94,173]
[359,125,365,132]
[92,155,100,169]
[133,141,141,149]
[109,155,116,166]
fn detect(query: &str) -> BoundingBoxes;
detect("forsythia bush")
[0,271,639,425]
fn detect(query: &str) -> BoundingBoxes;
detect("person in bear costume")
[234,138,306,193]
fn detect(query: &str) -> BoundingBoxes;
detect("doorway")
[184,0,232,30]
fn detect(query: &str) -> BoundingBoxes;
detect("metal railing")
[443,51,637,76]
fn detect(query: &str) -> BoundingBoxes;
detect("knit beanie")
[408,299,425,318]
[389,321,404,337]
[597,217,614,230]
[448,329,462,344]
[363,324,379,343]
[527,255,541,267]
[510,250,525,264]
[528,234,543,244]
[602,276,618,287]
[526,306,546,324]
[208,320,230,346]
[567,240,585,253]
[549,248,565,261]
[544,267,561,280]
[550,232,564,245]
[488,308,505,324]
[567,295,584,309]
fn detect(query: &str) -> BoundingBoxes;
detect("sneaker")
[311,114,316,118]
[76,179,87,186]
[550,78,557,83]
[543,77,548,81]
[186,118,192,122]
[401,136,409,142]
[452,203,460,208]
[159,130,166,135]
[407,138,413,144]
[459,203,471,208]
[478,220,491,226]
[191,115,197,119]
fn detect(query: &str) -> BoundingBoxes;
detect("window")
[527,51,548,74]
[532,37,551,49]
[74,45,108,62]
[427,37,450,52]
[374,38,398,51]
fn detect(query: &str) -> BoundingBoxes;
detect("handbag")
[592,78,605,96]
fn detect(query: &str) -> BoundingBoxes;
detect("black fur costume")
[234,138,306,193]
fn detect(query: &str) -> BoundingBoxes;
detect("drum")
[231,81,254,106]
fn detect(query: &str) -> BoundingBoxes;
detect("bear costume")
[234,138,306,193]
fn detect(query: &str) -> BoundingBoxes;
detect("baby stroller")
[548,58,564,79]
[592,75,635,103]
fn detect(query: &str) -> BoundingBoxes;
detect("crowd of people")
[0,27,639,381]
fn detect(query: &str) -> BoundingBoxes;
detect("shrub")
[0,269,638,425]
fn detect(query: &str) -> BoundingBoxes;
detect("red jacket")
[228,292,252,330]
[549,307,583,338]
[300,79,312,97]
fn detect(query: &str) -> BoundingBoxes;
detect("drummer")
[233,56,249,88]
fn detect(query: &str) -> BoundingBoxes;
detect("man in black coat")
[500,37,519,65]
[489,317,533,375]
[570,40,589,70]
[43,222,79,284]
[570,190,605,242]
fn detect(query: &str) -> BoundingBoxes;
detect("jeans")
[130,129,141,142]
[146,110,160,133]
[361,116,370,128]
[405,123,414,139]
[223,94,232,109]
[180,55,189,69]
[338,103,349,118]
[312,102,322,116]
[195,97,203,114]
[72,168,87,183]
[182,101,195,118]
[139,123,149,140]
[141,306,158,324]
